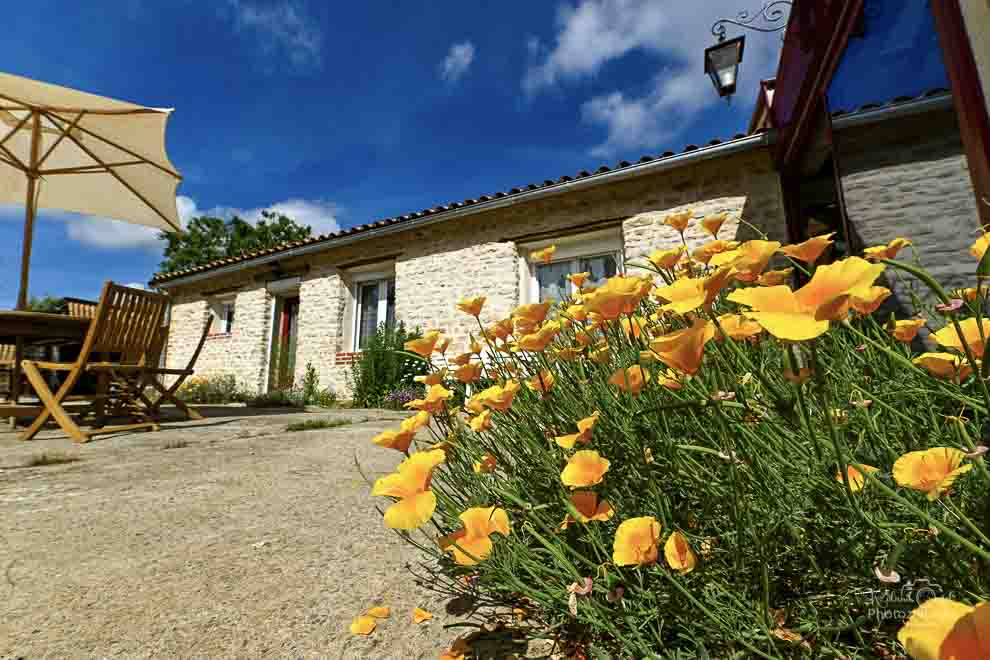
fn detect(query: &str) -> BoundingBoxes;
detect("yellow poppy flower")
[473,453,497,473]
[471,379,521,411]
[757,267,793,286]
[435,335,451,354]
[568,272,590,288]
[531,245,557,264]
[414,369,448,386]
[863,237,912,262]
[561,450,610,488]
[405,330,441,357]
[349,615,376,635]
[453,362,483,384]
[780,232,835,264]
[609,365,650,396]
[564,304,587,322]
[487,318,514,341]
[663,209,693,233]
[971,233,990,259]
[649,246,685,270]
[590,342,611,364]
[469,337,483,354]
[512,302,552,333]
[371,449,446,529]
[516,321,561,352]
[412,607,433,624]
[448,352,472,367]
[561,490,614,528]
[933,318,990,359]
[555,411,600,449]
[372,427,416,453]
[526,369,556,393]
[692,239,739,264]
[440,638,470,660]
[850,286,891,315]
[365,606,390,618]
[612,516,661,567]
[716,313,763,341]
[648,317,716,375]
[893,447,973,500]
[575,330,595,346]
[582,275,653,320]
[439,506,511,566]
[656,369,683,389]
[898,598,990,660]
[555,346,582,361]
[711,240,781,281]
[457,296,486,317]
[913,352,975,381]
[664,531,697,574]
[836,464,880,492]
[405,384,454,413]
[403,410,431,432]
[469,409,492,432]
[701,211,729,238]
[620,316,648,338]
[954,287,980,302]
[888,318,926,343]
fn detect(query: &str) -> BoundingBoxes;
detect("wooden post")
[16,111,40,311]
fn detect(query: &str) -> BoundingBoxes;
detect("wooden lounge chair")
[19,282,170,442]
[141,314,213,421]
[64,297,98,319]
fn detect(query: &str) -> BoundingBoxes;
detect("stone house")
[149,0,990,397]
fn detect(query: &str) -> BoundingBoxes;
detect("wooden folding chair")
[64,297,98,319]
[142,314,213,421]
[0,345,14,400]
[19,282,170,442]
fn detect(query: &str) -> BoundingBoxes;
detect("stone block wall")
[293,265,348,393]
[838,109,980,311]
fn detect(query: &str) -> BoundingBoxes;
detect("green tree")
[157,210,312,275]
[26,294,66,313]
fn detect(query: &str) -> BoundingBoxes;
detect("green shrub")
[175,374,248,404]
[249,363,337,408]
[285,418,354,432]
[247,387,305,408]
[348,322,427,408]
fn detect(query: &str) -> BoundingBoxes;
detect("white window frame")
[350,270,395,352]
[519,229,624,304]
[208,295,237,335]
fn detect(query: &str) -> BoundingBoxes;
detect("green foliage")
[248,365,336,408]
[26,294,66,313]
[285,418,354,432]
[175,374,249,404]
[157,210,311,275]
[348,322,428,408]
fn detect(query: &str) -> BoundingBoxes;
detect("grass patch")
[285,418,354,432]
[24,452,80,467]
[161,438,188,450]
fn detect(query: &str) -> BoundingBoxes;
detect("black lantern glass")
[704,35,746,98]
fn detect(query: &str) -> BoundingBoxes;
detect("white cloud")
[440,41,476,82]
[208,198,341,235]
[227,0,322,71]
[525,0,786,155]
[123,282,148,290]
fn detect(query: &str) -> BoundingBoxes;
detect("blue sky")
[0,0,786,305]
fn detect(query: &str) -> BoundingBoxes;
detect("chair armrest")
[21,360,76,371]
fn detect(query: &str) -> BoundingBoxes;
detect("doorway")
[268,295,299,392]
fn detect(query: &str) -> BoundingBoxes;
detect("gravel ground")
[0,407,473,659]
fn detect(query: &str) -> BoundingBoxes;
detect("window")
[354,277,396,350]
[221,303,235,334]
[210,299,235,334]
[535,254,618,302]
[526,231,622,303]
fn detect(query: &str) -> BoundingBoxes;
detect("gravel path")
[0,407,469,659]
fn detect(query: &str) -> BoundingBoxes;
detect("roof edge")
[153,131,774,289]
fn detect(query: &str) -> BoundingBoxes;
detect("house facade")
[150,0,990,397]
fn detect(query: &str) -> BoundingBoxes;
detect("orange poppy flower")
[449,352,473,367]
[555,346,582,361]
[609,365,650,396]
[582,275,653,320]
[710,240,781,281]
[371,449,446,529]
[415,370,448,386]
[757,267,793,286]
[526,369,556,393]
[516,321,561,352]
[590,343,611,364]
[692,239,739,264]
[568,272,590,288]
[850,286,891,315]
[663,209,693,233]
[913,352,975,381]
[893,447,973,500]
[531,245,557,264]
[405,330,441,357]
[412,607,433,624]
[439,506,511,565]
[888,318,926,343]
[836,464,880,492]
[620,316,649,338]
[898,598,990,660]
[656,369,683,389]
[469,409,492,432]
[512,302,552,334]
[350,616,376,635]
[564,304,587,322]
[649,246,686,270]
[372,428,415,453]
[574,330,595,346]
[933,318,990,359]
[473,453,497,473]
[555,411,600,449]
[664,531,697,573]
[405,384,454,413]
[454,362,484,383]
[561,450,610,488]
[701,211,729,238]
[561,491,614,528]
[716,313,763,341]
[404,410,431,432]
[648,317,716,375]
[780,233,835,264]
[471,379,521,411]
[435,335,451,354]
[365,606,390,618]
[486,318,514,341]
[863,237,912,262]
[971,233,990,259]
[612,516,661,567]
[457,296,486,317]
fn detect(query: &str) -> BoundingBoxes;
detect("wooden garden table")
[0,311,90,419]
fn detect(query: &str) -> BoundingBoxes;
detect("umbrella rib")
[0,92,165,116]
[54,117,182,233]
[40,160,146,175]
[44,110,181,180]
[35,110,86,169]
[0,153,22,170]
[0,111,31,149]
[0,144,27,171]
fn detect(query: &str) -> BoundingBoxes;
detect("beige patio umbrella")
[0,71,182,309]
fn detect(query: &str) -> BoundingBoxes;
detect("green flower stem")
[784,345,823,461]
[943,497,990,548]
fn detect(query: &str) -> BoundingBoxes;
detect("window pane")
[579,254,618,288]
[536,262,571,302]
[385,278,396,328]
[358,283,379,349]
[224,304,235,333]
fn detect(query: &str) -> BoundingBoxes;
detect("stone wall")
[163,144,787,398]
[838,109,980,310]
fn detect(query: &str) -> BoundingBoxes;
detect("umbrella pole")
[16,111,40,311]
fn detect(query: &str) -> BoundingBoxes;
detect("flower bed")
[365,214,989,658]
